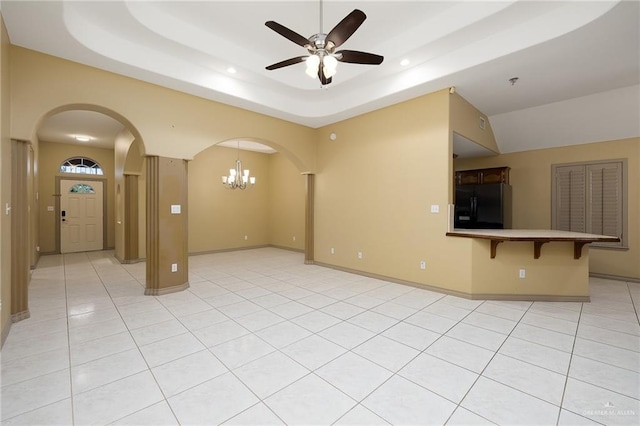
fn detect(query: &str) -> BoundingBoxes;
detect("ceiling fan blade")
[266,56,307,70]
[326,9,366,49]
[265,21,310,48]
[337,50,384,65]
[318,66,332,85]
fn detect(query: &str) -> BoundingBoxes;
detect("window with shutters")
[551,160,626,248]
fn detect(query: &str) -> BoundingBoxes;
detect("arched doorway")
[35,107,145,260]
[190,138,314,263]
[9,105,146,322]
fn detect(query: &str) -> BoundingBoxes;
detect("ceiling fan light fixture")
[305,55,320,78]
[265,5,382,85]
[323,55,338,77]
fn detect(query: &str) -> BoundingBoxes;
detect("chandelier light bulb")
[220,141,256,190]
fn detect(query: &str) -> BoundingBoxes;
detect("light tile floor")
[1,248,639,425]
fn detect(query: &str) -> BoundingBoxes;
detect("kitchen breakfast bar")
[445,229,620,301]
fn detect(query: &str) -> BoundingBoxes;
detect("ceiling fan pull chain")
[319,0,323,34]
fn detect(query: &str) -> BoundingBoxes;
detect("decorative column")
[11,140,30,321]
[304,173,315,264]
[145,156,189,295]
[123,174,139,262]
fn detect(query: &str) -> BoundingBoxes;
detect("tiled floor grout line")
[331,297,490,425]
[0,258,69,423]
[205,261,369,425]
[5,250,639,425]
[440,300,525,424]
[556,302,586,425]
[627,281,640,326]
[553,302,621,425]
[62,253,77,426]
[153,273,437,424]
[81,253,182,426]
[154,282,292,425]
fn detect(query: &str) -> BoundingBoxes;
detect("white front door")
[60,180,104,253]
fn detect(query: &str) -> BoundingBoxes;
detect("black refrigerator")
[454,183,512,229]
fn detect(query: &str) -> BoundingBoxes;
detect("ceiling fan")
[264,1,384,85]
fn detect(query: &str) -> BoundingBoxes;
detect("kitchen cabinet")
[455,167,510,186]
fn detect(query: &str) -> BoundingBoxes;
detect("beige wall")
[469,239,590,299]
[450,91,499,155]
[189,145,270,253]
[1,14,12,345]
[3,41,635,306]
[455,137,640,280]
[188,146,305,254]
[9,47,316,173]
[268,152,305,251]
[38,141,116,253]
[315,89,475,294]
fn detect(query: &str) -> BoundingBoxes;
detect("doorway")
[59,179,105,253]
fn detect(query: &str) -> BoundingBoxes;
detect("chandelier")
[221,141,256,190]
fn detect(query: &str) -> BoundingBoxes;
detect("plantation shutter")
[586,162,622,239]
[555,165,586,232]
[552,161,624,247]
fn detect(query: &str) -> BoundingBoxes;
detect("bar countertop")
[446,229,620,259]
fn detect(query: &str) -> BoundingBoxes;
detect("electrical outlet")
[330,247,335,255]
[357,252,363,259]
[519,269,526,279]
[171,263,178,273]
[292,236,296,242]
[420,261,426,270]
[244,235,248,240]
[430,205,439,213]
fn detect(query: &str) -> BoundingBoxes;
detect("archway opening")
[33,105,146,263]
[189,138,311,259]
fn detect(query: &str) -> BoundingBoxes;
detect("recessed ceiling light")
[400,59,410,66]
[74,136,91,142]
[227,67,237,74]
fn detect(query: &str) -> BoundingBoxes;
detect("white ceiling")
[37,110,125,150]
[2,0,639,156]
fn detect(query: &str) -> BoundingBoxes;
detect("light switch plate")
[171,205,181,214]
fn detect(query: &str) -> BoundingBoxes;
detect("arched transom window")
[60,157,104,175]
